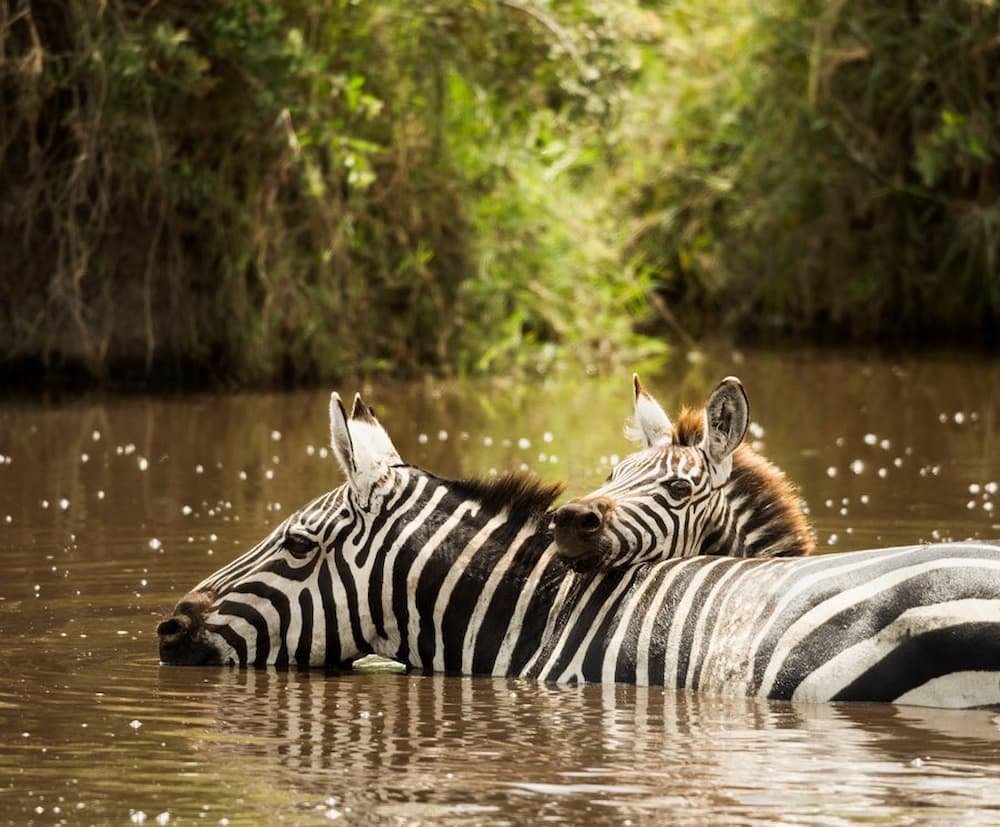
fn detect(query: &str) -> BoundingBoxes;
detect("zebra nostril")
[156,615,191,643]
[577,510,602,535]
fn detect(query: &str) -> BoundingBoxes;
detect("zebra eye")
[666,479,693,501]
[282,531,317,558]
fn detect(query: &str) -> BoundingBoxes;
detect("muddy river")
[2,350,1000,823]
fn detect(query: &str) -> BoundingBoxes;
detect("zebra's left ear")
[330,392,356,475]
[329,392,402,503]
[629,373,673,447]
[702,377,749,485]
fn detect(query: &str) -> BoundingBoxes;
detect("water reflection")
[152,668,1000,823]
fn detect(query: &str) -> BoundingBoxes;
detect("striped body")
[157,391,1000,708]
[164,467,1000,708]
[535,541,1000,707]
[554,376,813,569]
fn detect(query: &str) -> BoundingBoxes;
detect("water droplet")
[517,437,531,450]
[417,433,429,444]
[827,534,838,546]
[97,490,105,500]
[863,433,877,446]
[826,467,838,478]
[850,460,864,475]
[195,464,204,474]
[58,498,70,510]
[967,500,977,510]
[306,445,315,456]
[483,436,494,447]
[91,430,101,442]
[987,482,998,495]
[81,453,89,463]
[148,538,162,551]
[239,471,247,481]
[437,430,449,442]
[860,494,870,505]
[181,505,192,516]
[137,457,149,471]
[264,469,274,480]
[542,431,554,443]
[270,430,282,441]
[953,412,966,425]
[41,499,49,509]
[129,719,142,729]
[877,468,887,478]
[319,447,329,459]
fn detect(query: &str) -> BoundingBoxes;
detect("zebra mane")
[449,470,565,521]
[668,406,704,445]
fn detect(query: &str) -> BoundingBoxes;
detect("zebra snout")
[553,499,610,561]
[157,590,221,666]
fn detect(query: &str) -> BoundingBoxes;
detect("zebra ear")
[330,391,402,500]
[330,392,357,476]
[630,373,673,447]
[702,377,749,481]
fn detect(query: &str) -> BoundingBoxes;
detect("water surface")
[3,350,1000,823]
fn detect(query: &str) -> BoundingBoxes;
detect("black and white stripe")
[553,375,813,569]
[158,391,1000,708]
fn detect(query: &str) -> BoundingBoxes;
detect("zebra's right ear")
[702,377,749,485]
[330,392,357,477]
[629,373,673,448]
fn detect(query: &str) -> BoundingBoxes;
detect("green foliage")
[0,0,660,384]
[624,0,1000,343]
[3,0,997,387]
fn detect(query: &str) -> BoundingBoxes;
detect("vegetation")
[623,0,1000,343]
[1,0,997,386]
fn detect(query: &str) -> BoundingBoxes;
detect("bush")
[0,0,661,384]
[624,0,1000,344]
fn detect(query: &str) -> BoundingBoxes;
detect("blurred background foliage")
[0,0,997,386]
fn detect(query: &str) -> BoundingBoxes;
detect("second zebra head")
[553,375,814,571]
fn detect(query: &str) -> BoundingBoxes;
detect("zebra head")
[554,374,809,570]
[156,392,405,667]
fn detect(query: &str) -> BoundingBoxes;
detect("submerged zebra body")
[158,391,1000,708]
[555,375,814,569]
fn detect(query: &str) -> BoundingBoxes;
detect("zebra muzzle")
[157,590,222,666]
[553,499,610,564]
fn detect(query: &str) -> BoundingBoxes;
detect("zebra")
[158,390,1000,708]
[554,375,814,570]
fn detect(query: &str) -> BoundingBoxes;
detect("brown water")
[3,350,1000,824]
